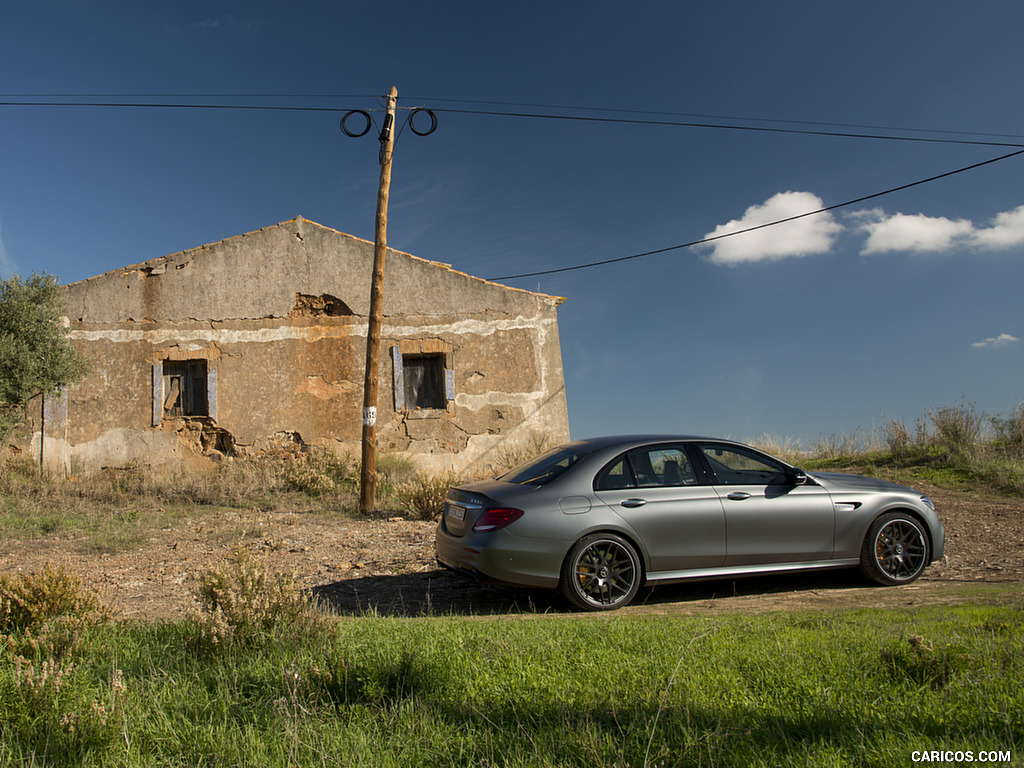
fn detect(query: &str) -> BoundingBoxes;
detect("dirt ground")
[1,479,1021,620]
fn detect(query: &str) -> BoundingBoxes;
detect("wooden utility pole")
[359,86,398,515]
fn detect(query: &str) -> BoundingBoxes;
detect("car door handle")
[620,498,647,508]
[726,492,752,501]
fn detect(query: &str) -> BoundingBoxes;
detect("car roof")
[567,434,747,451]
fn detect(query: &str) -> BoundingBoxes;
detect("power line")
[6,93,1024,143]
[5,93,1021,280]
[2,95,1022,148]
[407,95,1024,143]
[488,148,1024,281]
[429,106,1024,149]
[0,99,347,114]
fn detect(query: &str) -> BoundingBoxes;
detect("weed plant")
[393,469,463,520]
[191,546,325,650]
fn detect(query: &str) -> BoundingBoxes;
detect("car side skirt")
[645,558,861,585]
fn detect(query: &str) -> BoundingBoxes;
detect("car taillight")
[472,508,524,532]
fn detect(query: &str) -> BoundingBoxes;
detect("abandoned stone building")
[27,217,570,473]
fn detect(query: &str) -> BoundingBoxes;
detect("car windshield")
[498,445,588,486]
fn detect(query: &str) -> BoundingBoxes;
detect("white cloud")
[859,211,973,254]
[701,191,842,266]
[972,333,1019,349]
[858,203,1024,255]
[700,195,1024,264]
[970,204,1024,249]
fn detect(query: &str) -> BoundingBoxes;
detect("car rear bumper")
[434,524,564,589]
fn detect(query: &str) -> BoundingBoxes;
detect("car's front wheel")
[860,512,930,585]
[560,533,642,611]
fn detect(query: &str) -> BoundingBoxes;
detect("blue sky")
[2,0,1022,448]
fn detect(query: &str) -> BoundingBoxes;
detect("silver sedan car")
[435,436,945,611]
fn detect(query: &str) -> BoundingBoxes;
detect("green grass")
[1,599,1022,767]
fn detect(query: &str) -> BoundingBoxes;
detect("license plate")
[447,503,466,521]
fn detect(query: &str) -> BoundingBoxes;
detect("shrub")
[990,403,1024,457]
[0,454,41,492]
[811,430,862,460]
[930,400,983,458]
[0,563,113,662]
[191,546,321,649]
[394,470,462,520]
[283,450,352,495]
[374,453,419,497]
[281,450,416,500]
[0,563,110,635]
[882,419,911,460]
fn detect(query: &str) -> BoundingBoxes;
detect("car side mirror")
[789,468,808,486]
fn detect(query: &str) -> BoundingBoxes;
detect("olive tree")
[0,273,89,443]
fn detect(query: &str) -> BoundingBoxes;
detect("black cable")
[4,94,1021,279]
[487,148,1024,281]
[0,99,346,114]
[2,98,1021,148]
[430,106,1024,149]
[8,92,1023,142]
[407,95,1024,143]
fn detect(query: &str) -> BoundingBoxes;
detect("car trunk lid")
[442,487,492,538]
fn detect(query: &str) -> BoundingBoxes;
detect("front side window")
[696,444,789,485]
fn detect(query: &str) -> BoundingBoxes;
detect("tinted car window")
[595,457,635,490]
[499,446,587,486]
[696,444,789,485]
[595,445,696,490]
[631,446,696,487]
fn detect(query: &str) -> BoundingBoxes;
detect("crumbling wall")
[45,217,569,474]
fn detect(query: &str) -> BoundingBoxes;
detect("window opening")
[402,354,446,410]
[162,360,208,417]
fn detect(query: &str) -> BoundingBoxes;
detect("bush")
[929,400,983,458]
[811,430,863,460]
[882,419,911,460]
[0,563,110,635]
[0,455,41,492]
[283,450,356,495]
[0,563,113,663]
[394,470,462,520]
[990,403,1024,457]
[191,546,321,649]
[374,452,419,497]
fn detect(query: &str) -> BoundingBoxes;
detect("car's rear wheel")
[860,512,930,585]
[560,533,641,611]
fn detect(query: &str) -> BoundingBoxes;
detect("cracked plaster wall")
[33,218,569,473]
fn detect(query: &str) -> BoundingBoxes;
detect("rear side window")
[595,445,697,490]
[498,446,587,486]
